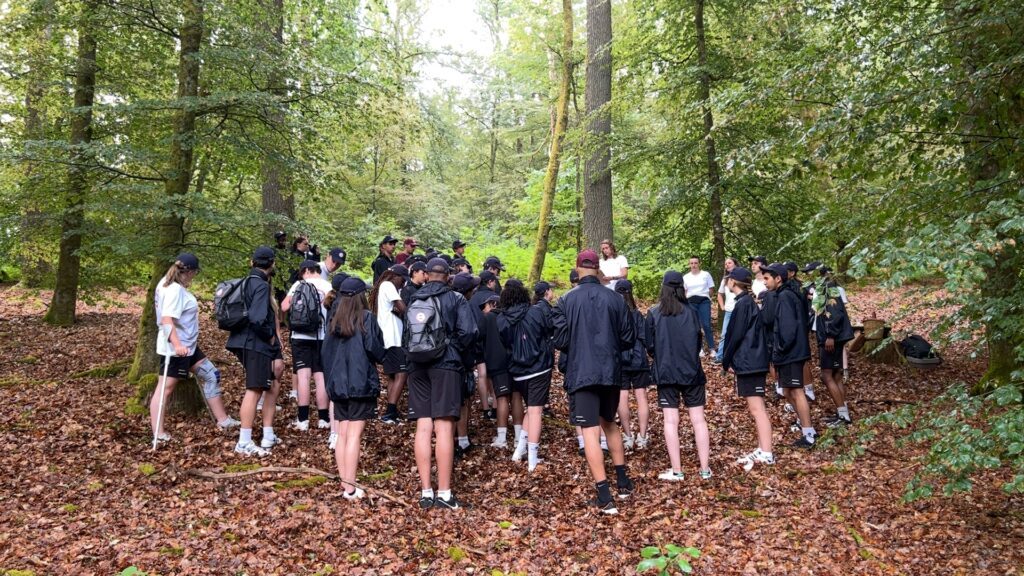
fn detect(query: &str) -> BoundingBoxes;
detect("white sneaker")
[636,434,649,450]
[528,458,544,472]
[511,442,527,462]
[234,440,269,457]
[699,349,706,358]
[154,432,172,443]
[290,420,309,431]
[784,403,795,413]
[490,437,507,449]
[217,417,241,430]
[736,449,776,472]
[622,433,635,451]
[804,386,816,401]
[343,487,365,500]
[658,469,685,481]
[288,389,298,400]
[328,432,338,450]
[317,419,331,430]
[260,435,282,449]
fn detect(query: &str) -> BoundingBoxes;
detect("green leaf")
[640,546,660,559]
[664,543,683,558]
[677,556,694,573]
[636,559,660,572]
[682,547,701,558]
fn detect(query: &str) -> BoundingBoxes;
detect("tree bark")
[582,0,613,250]
[260,0,293,236]
[695,0,725,271]
[129,0,204,384]
[43,2,96,326]
[528,0,573,284]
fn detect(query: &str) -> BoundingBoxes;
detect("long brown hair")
[600,239,617,259]
[657,284,686,316]
[330,292,368,338]
[369,270,404,315]
[162,261,194,288]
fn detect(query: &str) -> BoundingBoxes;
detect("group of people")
[149,233,855,514]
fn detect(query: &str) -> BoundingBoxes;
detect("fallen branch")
[187,466,406,506]
[856,398,915,405]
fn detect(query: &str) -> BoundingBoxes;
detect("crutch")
[152,324,174,451]
[842,345,849,381]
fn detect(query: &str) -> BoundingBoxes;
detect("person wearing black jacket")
[786,260,817,402]
[400,261,427,305]
[552,250,635,515]
[498,282,553,471]
[810,266,855,427]
[450,272,481,458]
[614,280,652,452]
[470,270,499,423]
[406,258,478,510]
[228,247,281,457]
[322,277,387,500]
[761,263,815,448]
[371,234,399,283]
[481,291,522,454]
[720,267,775,471]
[644,271,711,481]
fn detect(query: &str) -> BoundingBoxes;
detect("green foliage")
[637,544,701,575]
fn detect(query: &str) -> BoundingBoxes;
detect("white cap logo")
[415,312,427,322]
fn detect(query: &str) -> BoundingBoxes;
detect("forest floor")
[1,282,1022,575]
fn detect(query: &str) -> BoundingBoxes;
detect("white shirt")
[683,270,714,300]
[155,281,199,356]
[717,278,736,312]
[286,277,332,340]
[599,255,629,290]
[752,278,767,297]
[376,280,404,348]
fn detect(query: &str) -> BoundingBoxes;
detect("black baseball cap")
[783,261,798,274]
[726,266,753,283]
[749,255,768,265]
[451,272,480,293]
[452,240,466,250]
[176,253,200,271]
[533,281,551,295]
[388,264,410,279]
[479,270,497,284]
[801,261,822,273]
[380,234,399,245]
[299,259,320,271]
[483,293,500,306]
[407,254,427,265]
[329,247,347,265]
[337,276,368,296]
[761,262,786,277]
[663,270,684,287]
[252,246,275,264]
[409,261,428,273]
[452,257,469,268]
[614,279,634,293]
[483,256,506,271]
[426,257,449,274]
[273,230,286,240]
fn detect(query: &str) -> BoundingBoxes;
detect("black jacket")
[720,292,770,375]
[400,281,422,306]
[622,309,650,373]
[480,311,509,375]
[226,269,277,357]
[763,286,811,365]
[468,287,497,311]
[815,283,855,344]
[643,302,707,387]
[371,252,394,284]
[405,280,478,372]
[497,301,554,377]
[322,309,387,400]
[552,276,635,392]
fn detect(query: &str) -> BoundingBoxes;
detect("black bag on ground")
[404,296,448,363]
[288,281,322,334]
[900,334,938,360]
[214,277,250,331]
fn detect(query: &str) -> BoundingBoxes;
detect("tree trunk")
[129,0,204,385]
[528,0,573,284]
[260,0,293,236]
[695,0,725,271]
[43,2,96,326]
[582,0,613,250]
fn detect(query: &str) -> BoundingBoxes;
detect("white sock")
[437,489,452,501]
[239,428,252,444]
[805,384,814,393]
[837,405,850,419]
[577,435,584,449]
[496,427,507,442]
[515,433,527,452]
[513,424,522,438]
[458,436,470,449]
[801,427,816,441]
[600,434,608,450]
[263,426,275,440]
[421,488,434,499]
[528,442,540,469]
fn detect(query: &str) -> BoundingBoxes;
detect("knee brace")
[195,359,222,399]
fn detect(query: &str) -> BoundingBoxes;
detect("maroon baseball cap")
[576,249,599,269]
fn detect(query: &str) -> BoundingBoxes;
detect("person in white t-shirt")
[714,257,739,363]
[151,253,239,444]
[370,264,409,424]
[282,260,333,432]
[683,256,716,355]
[598,239,629,290]
[748,256,768,297]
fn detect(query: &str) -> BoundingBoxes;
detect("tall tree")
[528,0,573,284]
[44,1,97,326]
[694,0,724,270]
[260,0,293,233]
[582,0,613,249]
[128,0,204,382]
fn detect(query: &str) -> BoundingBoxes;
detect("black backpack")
[288,281,323,335]
[901,334,937,360]
[214,277,251,331]
[404,296,448,363]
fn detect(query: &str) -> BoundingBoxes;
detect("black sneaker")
[791,436,815,449]
[380,412,401,425]
[483,409,496,421]
[577,447,585,457]
[589,498,619,515]
[454,445,464,461]
[824,414,852,428]
[616,479,634,500]
[434,494,471,510]
[418,495,434,509]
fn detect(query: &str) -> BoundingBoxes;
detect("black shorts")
[658,384,706,408]
[333,397,377,421]
[776,362,805,388]
[515,371,552,407]
[161,346,206,380]
[461,371,476,403]
[619,370,651,390]
[570,386,619,428]
[233,349,274,391]
[273,347,284,361]
[291,339,323,374]
[818,341,844,370]
[492,371,512,397]
[735,373,767,397]
[408,368,462,420]
[382,347,408,376]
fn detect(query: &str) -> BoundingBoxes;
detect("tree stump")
[133,373,207,418]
